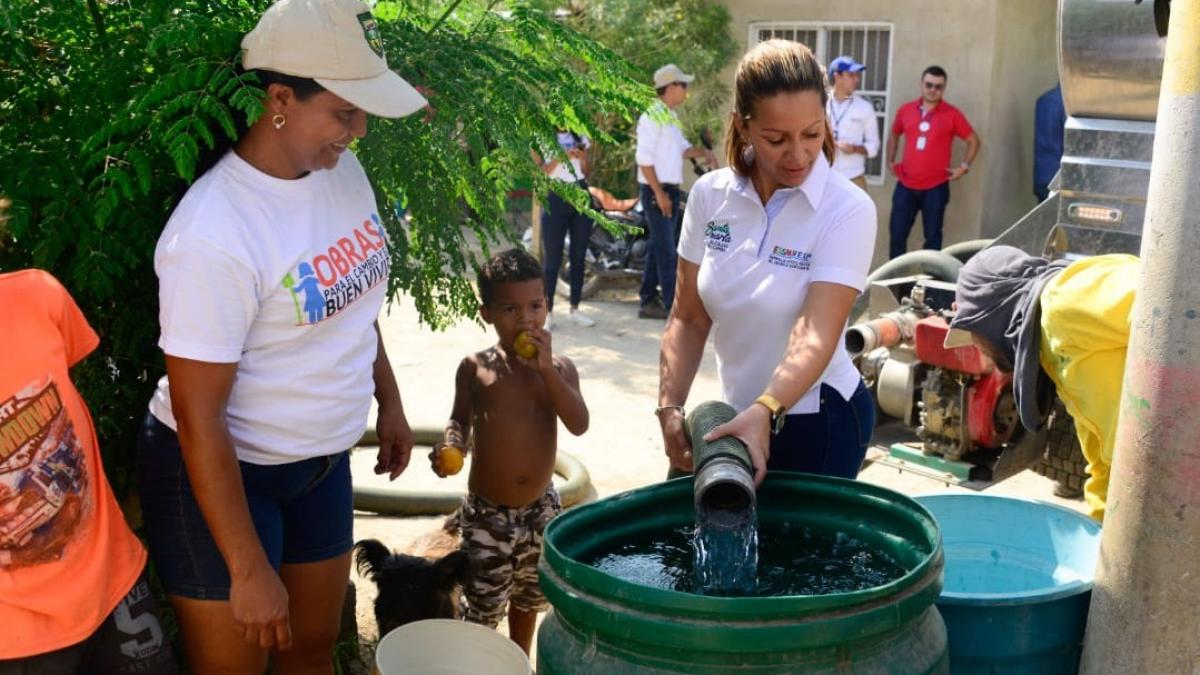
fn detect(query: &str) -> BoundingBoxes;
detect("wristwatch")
[753,394,788,436]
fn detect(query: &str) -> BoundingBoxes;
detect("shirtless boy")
[431,248,589,653]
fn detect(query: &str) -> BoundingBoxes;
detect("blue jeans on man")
[888,180,950,259]
[639,183,682,311]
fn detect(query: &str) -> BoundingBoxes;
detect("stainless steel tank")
[1059,0,1168,121]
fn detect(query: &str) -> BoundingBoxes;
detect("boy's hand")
[517,327,555,373]
[429,440,461,478]
[429,442,446,477]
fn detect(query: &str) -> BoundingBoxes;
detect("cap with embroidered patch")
[241,0,427,118]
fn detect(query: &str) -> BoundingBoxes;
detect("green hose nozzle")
[687,401,756,528]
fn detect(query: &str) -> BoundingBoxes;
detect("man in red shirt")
[886,65,981,259]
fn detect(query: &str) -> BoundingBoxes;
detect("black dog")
[353,538,472,637]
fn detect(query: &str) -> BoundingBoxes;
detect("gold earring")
[272,113,286,130]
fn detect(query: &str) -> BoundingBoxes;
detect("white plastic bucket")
[374,619,532,675]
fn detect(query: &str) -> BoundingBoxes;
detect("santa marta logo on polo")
[283,213,390,326]
[704,221,731,252]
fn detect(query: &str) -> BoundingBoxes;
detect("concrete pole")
[1079,2,1200,673]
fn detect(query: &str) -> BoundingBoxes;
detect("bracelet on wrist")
[654,404,685,418]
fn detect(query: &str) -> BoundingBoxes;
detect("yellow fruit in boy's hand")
[514,331,538,359]
[435,446,465,476]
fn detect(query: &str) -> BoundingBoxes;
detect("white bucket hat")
[653,64,695,89]
[241,0,428,118]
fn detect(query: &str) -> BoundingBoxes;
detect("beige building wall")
[982,0,1060,238]
[709,0,1058,266]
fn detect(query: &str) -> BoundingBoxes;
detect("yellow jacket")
[1038,254,1138,521]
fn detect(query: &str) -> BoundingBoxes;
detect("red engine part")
[967,370,1016,448]
[914,316,995,375]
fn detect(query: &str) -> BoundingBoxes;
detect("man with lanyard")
[635,64,716,319]
[886,65,981,259]
[826,56,881,191]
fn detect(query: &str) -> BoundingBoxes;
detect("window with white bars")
[749,22,894,186]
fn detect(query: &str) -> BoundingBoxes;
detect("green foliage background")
[527,0,739,195]
[0,0,655,500]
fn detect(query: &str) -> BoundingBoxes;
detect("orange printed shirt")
[0,269,146,658]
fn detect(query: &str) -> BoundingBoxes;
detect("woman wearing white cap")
[135,0,428,671]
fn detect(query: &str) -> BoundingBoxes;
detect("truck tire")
[1035,401,1089,499]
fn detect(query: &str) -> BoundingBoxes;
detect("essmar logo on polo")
[768,245,813,270]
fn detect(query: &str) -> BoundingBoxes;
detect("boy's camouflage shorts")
[457,485,561,627]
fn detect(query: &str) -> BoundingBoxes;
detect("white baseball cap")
[241,0,428,118]
[653,64,695,89]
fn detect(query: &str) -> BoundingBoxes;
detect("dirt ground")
[349,280,1086,671]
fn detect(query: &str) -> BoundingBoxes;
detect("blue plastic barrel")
[915,495,1100,675]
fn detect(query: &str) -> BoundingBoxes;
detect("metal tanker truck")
[850,0,1170,496]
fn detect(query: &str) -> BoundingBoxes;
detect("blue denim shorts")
[767,380,876,479]
[135,413,353,600]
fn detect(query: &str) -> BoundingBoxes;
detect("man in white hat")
[635,64,717,319]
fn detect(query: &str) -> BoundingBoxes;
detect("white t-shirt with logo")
[547,132,590,183]
[149,150,389,465]
[677,160,877,414]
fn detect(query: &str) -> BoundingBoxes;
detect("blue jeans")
[767,381,876,479]
[889,181,950,259]
[541,184,594,310]
[639,183,682,310]
[136,414,353,600]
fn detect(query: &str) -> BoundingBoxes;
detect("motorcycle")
[525,128,714,300]
[522,185,648,301]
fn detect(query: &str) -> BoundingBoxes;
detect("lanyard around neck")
[828,96,853,128]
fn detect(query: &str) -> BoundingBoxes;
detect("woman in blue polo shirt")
[656,39,878,486]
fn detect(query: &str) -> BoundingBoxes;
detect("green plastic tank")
[537,473,948,674]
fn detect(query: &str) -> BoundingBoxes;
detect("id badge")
[916,136,927,151]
